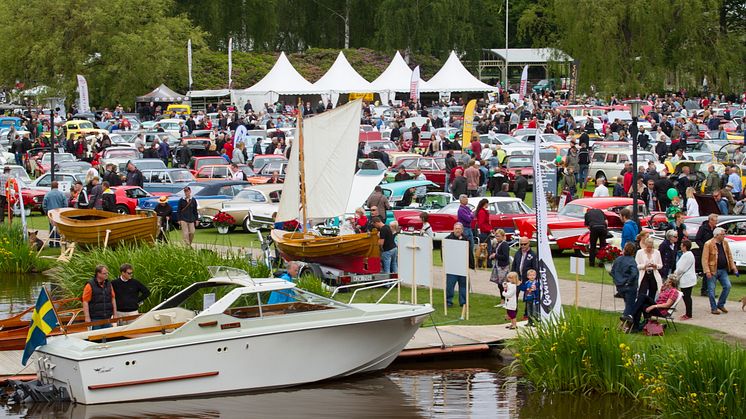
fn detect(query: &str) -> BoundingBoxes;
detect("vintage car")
[588,148,663,184]
[137,180,248,225]
[187,156,230,175]
[199,184,283,232]
[141,168,196,194]
[251,154,287,171]
[64,119,108,140]
[385,157,447,188]
[96,146,141,173]
[395,196,533,241]
[194,165,267,185]
[109,186,165,215]
[34,153,76,176]
[54,161,92,175]
[29,172,84,196]
[514,197,667,254]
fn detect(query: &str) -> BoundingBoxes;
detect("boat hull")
[48,208,158,245]
[271,229,381,273]
[37,309,429,405]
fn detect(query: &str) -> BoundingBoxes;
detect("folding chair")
[652,291,684,332]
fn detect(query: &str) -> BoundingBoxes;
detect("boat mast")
[297,100,308,230]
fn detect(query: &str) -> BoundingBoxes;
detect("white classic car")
[199,184,283,232]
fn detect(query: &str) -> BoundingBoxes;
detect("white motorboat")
[32,267,433,405]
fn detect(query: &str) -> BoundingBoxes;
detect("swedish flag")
[22,288,59,366]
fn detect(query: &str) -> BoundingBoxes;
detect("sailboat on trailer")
[270,99,381,273]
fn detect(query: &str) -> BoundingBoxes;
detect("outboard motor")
[6,380,71,403]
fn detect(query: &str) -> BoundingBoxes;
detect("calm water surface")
[0,275,648,418]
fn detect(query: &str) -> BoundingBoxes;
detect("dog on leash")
[475,242,489,269]
[28,230,44,250]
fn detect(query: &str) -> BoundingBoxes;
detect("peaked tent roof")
[421,51,496,93]
[245,52,322,95]
[486,48,573,63]
[136,84,187,102]
[313,52,373,93]
[370,51,429,93]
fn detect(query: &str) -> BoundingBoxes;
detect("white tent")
[421,51,496,93]
[370,51,429,105]
[238,52,322,109]
[313,52,373,107]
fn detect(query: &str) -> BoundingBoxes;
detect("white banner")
[519,65,528,100]
[227,37,233,88]
[76,75,90,113]
[409,66,420,101]
[233,125,247,146]
[442,239,468,277]
[187,39,193,90]
[533,130,563,321]
[398,233,433,287]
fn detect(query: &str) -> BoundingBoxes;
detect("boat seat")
[153,312,177,325]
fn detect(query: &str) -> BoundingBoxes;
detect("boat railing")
[331,278,401,305]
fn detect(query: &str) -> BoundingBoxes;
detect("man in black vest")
[82,265,118,330]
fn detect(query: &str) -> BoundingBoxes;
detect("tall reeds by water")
[0,223,50,273]
[509,310,745,417]
[52,243,269,311]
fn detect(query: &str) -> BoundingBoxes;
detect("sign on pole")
[76,75,90,113]
[187,39,193,90]
[409,66,420,102]
[398,233,434,305]
[227,37,233,89]
[443,238,470,319]
[519,65,529,100]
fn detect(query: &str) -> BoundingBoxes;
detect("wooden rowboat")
[0,298,80,331]
[48,208,158,246]
[271,229,380,273]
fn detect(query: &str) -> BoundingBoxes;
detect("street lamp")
[624,100,645,228]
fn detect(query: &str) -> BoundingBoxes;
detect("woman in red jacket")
[475,198,491,244]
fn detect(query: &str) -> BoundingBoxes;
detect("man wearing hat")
[177,186,199,246]
[155,195,172,241]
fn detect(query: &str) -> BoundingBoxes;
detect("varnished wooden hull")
[48,208,158,245]
[0,315,140,351]
[271,229,381,273]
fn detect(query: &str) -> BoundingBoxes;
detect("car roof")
[466,197,521,204]
[569,197,644,207]
[244,184,283,193]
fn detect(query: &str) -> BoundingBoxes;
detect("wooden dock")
[399,324,523,358]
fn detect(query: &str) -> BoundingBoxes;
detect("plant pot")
[216,225,230,234]
[604,262,613,273]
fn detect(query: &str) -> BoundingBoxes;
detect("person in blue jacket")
[620,208,639,249]
[268,262,300,305]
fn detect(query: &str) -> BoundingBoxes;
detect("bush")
[0,223,52,273]
[51,243,269,311]
[509,310,746,417]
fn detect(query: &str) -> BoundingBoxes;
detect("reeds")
[0,223,51,273]
[509,310,745,417]
[52,243,269,311]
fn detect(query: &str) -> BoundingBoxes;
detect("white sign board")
[443,239,469,277]
[569,256,585,276]
[398,233,433,287]
[203,293,216,311]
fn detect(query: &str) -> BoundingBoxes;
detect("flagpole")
[44,284,67,335]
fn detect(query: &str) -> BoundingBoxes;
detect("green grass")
[165,226,262,249]
[509,308,744,417]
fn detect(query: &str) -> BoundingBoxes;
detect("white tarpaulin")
[313,52,373,107]
[398,233,433,288]
[245,52,321,96]
[344,169,386,214]
[421,51,497,93]
[303,99,361,218]
[443,239,468,277]
[370,51,429,104]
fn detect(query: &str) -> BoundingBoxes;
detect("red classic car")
[513,197,667,253]
[21,188,46,213]
[386,157,449,188]
[109,186,168,214]
[395,197,533,241]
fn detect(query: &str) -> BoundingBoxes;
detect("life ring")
[5,178,20,206]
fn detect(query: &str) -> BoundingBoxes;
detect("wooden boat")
[271,100,381,273]
[48,208,158,246]
[0,298,80,331]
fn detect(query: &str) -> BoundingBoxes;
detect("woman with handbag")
[489,229,511,307]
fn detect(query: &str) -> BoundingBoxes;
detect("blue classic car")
[137,180,248,225]
[141,168,196,194]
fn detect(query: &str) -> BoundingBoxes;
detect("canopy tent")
[422,51,496,93]
[370,51,429,105]
[238,52,322,109]
[136,84,188,103]
[313,52,373,107]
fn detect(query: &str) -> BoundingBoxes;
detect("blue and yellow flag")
[22,288,59,365]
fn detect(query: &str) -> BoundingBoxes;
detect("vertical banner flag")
[461,99,477,151]
[187,39,193,90]
[409,66,420,101]
[227,37,233,88]
[519,65,529,100]
[533,137,563,321]
[76,75,90,113]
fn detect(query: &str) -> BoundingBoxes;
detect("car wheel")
[574,248,590,258]
[243,214,260,233]
[595,171,606,182]
[115,205,130,215]
[197,219,212,229]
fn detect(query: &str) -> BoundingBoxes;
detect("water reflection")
[0,273,45,319]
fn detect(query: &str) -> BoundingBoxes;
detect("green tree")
[0,0,205,107]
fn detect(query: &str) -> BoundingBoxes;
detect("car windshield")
[638,152,656,163]
[197,158,228,168]
[495,201,531,214]
[438,202,473,215]
[77,121,94,129]
[368,141,397,151]
[174,185,205,197]
[106,149,138,158]
[171,170,195,182]
[558,203,588,218]
[507,157,532,168]
[253,157,283,169]
[42,154,74,164]
[542,134,565,143]
[496,135,520,144]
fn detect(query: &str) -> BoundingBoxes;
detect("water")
[0,275,648,418]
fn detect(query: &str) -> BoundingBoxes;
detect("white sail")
[276,99,362,222]
[303,99,362,219]
[275,127,301,222]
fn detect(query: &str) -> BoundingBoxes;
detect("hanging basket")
[216,226,230,234]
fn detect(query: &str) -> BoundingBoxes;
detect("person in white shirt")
[593,178,610,197]
[230,163,244,181]
[685,187,699,216]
